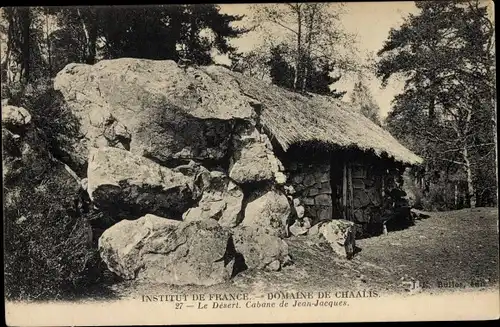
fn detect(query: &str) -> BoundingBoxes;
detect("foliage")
[2,75,107,300]
[377,0,496,209]
[1,5,248,86]
[350,75,381,125]
[5,77,85,174]
[229,48,270,80]
[1,7,47,85]
[235,3,358,96]
[3,124,95,300]
[268,44,294,89]
[50,5,247,66]
[266,43,346,97]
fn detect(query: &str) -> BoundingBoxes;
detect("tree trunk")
[293,7,302,90]
[342,161,347,220]
[45,13,52,76]
[348,164,354,221]
[86,9,98,64]
[463,146,476,208]
[3,30,13,85]
[301,6,317,93]
[189,14,199,63]
[20,8,31,84]
[489,61,498,206]
[77,9,90,60]
[301,66,308,92]
[493,98,498,207]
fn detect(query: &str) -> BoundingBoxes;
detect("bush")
[3,115,94,301]
[3,163,97,301]
[4,78,84,175]
[3,79,117,301]
[421,183,457,211]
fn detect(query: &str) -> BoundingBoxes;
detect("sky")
[217,2,421,118]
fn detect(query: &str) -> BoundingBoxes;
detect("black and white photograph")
[2,2,498,325]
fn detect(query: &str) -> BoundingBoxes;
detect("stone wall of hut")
[282,154,400,237]
[286,161,333,224]
[349,162,384,235]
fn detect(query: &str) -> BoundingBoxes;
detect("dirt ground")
[94,207,498,300]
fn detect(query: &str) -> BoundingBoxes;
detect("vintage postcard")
[2,2,498,325]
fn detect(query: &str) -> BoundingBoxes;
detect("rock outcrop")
[289,217,312,236]
[310,220,356,259]
[2,105,32,132]
[182,171,244,227]
[99,216,236,285]
[98,214,181,279]
[229,123,285,184]
[53,59,258,168]
[87,147,195,219]
[242,189,291,238]
[232,226,291,271]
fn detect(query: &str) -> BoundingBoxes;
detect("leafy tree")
[97,6,179,61]
[268,44,294,89]
[1,5,248,90]
[266,43,346,97]
[1,7,45,86]
[177,5,248,65]
[377,0,495,208]
[228,49,270,80]
[250,3,357,95]
[350,74,381,125]
[49,7,99,65]
[96,5,247,65]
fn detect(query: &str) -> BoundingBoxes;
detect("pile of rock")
[99,215,291,285]
[50,58,297,285]
[2,59,358,287]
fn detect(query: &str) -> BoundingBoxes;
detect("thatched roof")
[212,68,423,166]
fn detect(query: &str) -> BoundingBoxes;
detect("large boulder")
[98,214,180,279]
[229,123,285,184]
[53,59,258,168]
[317,220,356,259]
[140,219,236,285]
[1,105,32,132]
[242,189,291,237]
[182,171,244,228]
[232,226,291,271]
[87,147,195,219]
[99,217,236,285]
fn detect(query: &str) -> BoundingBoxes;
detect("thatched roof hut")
[220,69,422,166]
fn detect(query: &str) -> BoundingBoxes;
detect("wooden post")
[342,161,347,220]
[348,164,354,222]
[454,183,458,209]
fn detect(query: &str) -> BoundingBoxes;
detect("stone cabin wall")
[287,161,333,224]
[281,149,404,237]
[349,161,384,235]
